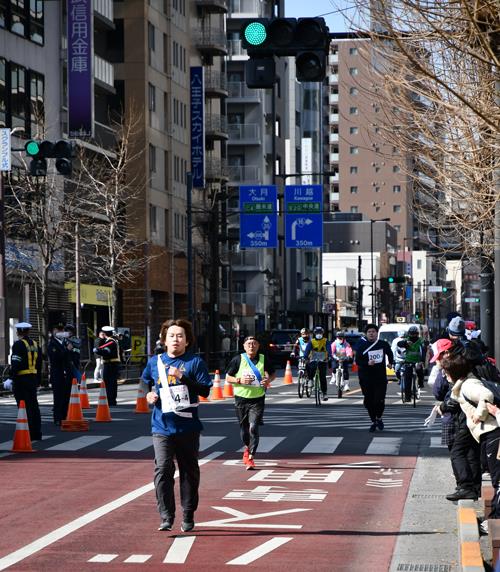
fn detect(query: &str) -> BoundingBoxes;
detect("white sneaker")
[344,384,350,392]
[479,521,489,535]
[482,472,491,481]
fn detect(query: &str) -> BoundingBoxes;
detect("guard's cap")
[101,326,114,333]
[15,322,32,329]
[65,323,75,331]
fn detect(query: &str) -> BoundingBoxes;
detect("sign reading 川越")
[285,185,323,248]
[239,185,277,248]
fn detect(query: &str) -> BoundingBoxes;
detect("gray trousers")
[152,432,200,521]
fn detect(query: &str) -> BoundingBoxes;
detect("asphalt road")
[0,374,459,571]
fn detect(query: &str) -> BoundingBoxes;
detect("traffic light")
[388,276,406,284]
[24,139,75,176]
[241,17,330,86]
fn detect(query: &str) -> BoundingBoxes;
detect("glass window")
[349,146,358,155]
[11,62,26,129]
[11,0,25,37]
[29,0,44,44]
[349,126,358,134]
[149,204,158,234]
[393,184,401,193]
[350,186,358,194]
[349,86,358,95]
[374,186,380,193]
[393,204,401,213]
[148,83,155,111]
[350,206,358,213]
[0,0,5,28]
[349,47,358,55]
[393,165,400,173]
[349,67,358,76]
[350,166,358,174]
[30,70,44,131]
[148,22,155,51]
[349,106,358,115]
[149,144,156,173]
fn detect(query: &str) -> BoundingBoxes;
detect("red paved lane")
[0,453,416,571]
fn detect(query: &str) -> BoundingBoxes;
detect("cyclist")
[330,331,353,392]
[397,325,426,402]
[291,328,310,360]
[304,326,331,401]
[391,329,408,383]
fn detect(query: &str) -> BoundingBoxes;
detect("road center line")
[0,451,223,571]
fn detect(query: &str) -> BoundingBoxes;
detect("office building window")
[349,106,358,115]
[349,47,358,55]
[30,70,44,130]
[350,186,358,194]
[393,165,400,173]
[349,86,358,95]
[149,204,158,235]
[374,186,380,193]
[393,204,401,213]
[393,184,401,193]
[350,206,358,213]
[350,166,358,174]
[349,146,358,155]
[149,144,156,173]
[0,58,5,127]
[30,0,43,44]
[148,83,156,111]
[148,22,155,51]
[0,2,44,43]
[164,208,169,246]
[349,126,358,134]
[11,62,26,129]
[349,67,358,76]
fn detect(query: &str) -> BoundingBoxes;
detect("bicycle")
[401,362,418,408]
[333,359,347,398]
[308,360,322,407]
[296,356,308,398]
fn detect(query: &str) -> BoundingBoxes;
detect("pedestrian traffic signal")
[241,17,330,86]
[388,276,406,284]
[24,139,76,176]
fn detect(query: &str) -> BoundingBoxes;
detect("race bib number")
[368,349,384,364]
[312,351,326,362]
[160,384,191,412]
[243,370,260,386]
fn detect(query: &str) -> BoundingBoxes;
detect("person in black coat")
[355,323,393,433]
[48,324,73,425]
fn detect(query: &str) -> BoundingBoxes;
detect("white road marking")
[163,536,196,564]
[0,435,54,451]
[124,554,152,563]
[109,437,152,452]
[88,554,118,563]
[300,437,343,454]
[226,537,293,565]
[430,436,447,448]
[200,435,226,451]
[0,451,223,572]
[238,437,285,453]
[46,436,110,451]
[365,437,402,456]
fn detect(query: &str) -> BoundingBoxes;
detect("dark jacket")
[355,336,393,381]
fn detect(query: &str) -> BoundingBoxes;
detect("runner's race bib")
[160,383,191,413]
[368,349,384,364]
[243,370,260,386]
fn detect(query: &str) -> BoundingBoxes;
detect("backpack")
[478,379,500,407]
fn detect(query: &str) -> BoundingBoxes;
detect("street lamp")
[370,218,390,323]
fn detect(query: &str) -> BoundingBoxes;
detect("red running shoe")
[242,447,250,464]
[246,457,256,470]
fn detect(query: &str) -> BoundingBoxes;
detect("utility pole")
[357,255,363,330]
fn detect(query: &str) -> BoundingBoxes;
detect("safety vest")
[311,338,327,361]
[234,353,265,399]
[405,338,424,364]
[17,339,38,375]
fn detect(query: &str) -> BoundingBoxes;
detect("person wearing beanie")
[447,316,466,340]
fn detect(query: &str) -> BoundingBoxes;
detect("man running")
[225,336,276,470]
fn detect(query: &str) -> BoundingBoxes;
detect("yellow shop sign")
[64,282,112,307]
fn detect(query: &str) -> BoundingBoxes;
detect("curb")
[457,499,484,572]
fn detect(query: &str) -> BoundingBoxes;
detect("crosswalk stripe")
[365,437,402,455]
[430,436,447,448]
[109,437,152,452]
[238,436,286,453]
[0,435,54,451]
[272,398,303,404]
[200,435,226,451]
[46,436,110,451]
[163,536,195,564]
[301,437,343,454]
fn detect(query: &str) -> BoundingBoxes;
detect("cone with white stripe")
[11,400,35,453]
[79,373,91,409]
[62,378,90,431]
[284,360,293,385]
[95,381,112,422]
[223,374,234,398]
[134,380,149,414]
[211,370,224,400]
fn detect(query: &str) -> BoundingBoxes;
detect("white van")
[378,323,429,346]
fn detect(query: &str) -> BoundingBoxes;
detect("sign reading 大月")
[285,185,323,248]
[67,0,93,138]
[239,185,277,248]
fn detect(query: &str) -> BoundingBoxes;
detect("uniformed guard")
[94,326,120,406]
[10,322,42,440]
[47,323,72,425]
[64,323,81,383]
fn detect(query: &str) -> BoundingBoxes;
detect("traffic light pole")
[0,173,6,364]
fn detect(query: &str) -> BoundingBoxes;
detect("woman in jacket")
[441,345,500,518]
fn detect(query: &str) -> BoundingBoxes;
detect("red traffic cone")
[223,374,234,398]
[11,400,35,453]
[62,379,90,431]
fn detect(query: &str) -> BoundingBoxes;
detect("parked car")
[268,329,300,368]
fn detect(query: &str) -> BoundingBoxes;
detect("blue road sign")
[285,184,323,248]
[239,185,278,248]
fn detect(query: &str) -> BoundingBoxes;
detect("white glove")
[3,379,13,391]
[423,405,440,427]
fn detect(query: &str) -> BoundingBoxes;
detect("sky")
[283,0,360,33]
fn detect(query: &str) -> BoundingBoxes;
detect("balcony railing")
[94,55,114,88]
[229,0,265,16]
[227,39,245,57]
[329,113,339,123]
[195,0,228,13]
[329,153,339,163]
[194,28,228,55]
[329,133,339,144]
[329,93,339,104]
[228,123,260,142]
[205,157,229,182]
[229,249,263,269]
[328,53,338,64]
[228,81,262,101]
[328,74,339,85]
[205,69,228,95]
[94,0,113,21]
[205,114,228,139]
[228,165,260,183]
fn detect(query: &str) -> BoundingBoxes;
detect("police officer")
[11,322,42,440]
[94,326,120,406]
[47,323,72,426]
[64,323,81,383]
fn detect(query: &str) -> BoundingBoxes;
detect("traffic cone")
[352,362,358,373]
[62,379,90,431]
[95,381,112,422]
[223,374,234,398]
[210,370,224,400]
[199,394,210,402]
[134,380,150,414]
[284,360,293,385]
[11,400,35,453]
[79,373,91,409]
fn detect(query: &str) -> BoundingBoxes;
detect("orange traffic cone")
[134,380,150,414]
[352,362,358,373]
[95,381,112,422]
[211,370,224,400]
[62,379,90,431]
[223,374,234,398]
[199,394,210,402]
[11,400,35,453]
[79,373,91,409]
[284,360,293,385]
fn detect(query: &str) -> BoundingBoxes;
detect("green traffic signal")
[442,287,448,292]
[25,140,40,157]
[244,22,267,46]
[388,277,395,283]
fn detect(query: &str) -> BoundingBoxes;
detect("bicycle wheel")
[315,371,321,407]
[412,372,417,408]
[336,368,343,399]
[297,370,305,398]
[400,366,405,403]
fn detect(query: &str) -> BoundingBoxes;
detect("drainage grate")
[411,494,446,499]
[395,565,452,572]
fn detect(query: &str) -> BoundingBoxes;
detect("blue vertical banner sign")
[190,67,205,188]
[284,185,323,248]
[67,0,93,138]
[239,185,278,248]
